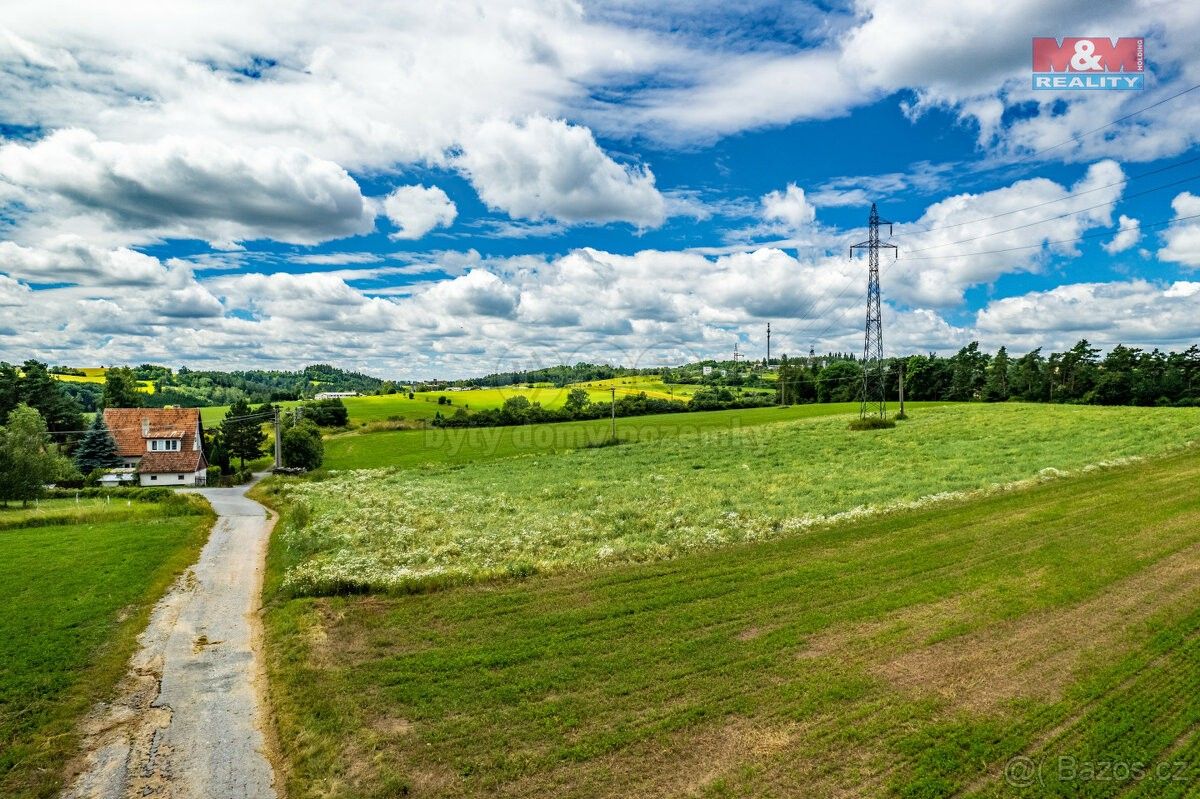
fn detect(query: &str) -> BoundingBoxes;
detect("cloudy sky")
[1,1,1198,378]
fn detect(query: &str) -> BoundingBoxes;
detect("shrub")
[282,420,324,470]
[848,416,897,431]
[303,398,350,427]
[42,486,174,501]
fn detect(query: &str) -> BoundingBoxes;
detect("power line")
[892,153,1200,240]
[904,211,1200,260]
[770,84,1200,351]
[804,210,1198,347]
[1002,83,1200,165]
[44,410,278,437]
[784,166,1199,345]
[902,171,1200,255]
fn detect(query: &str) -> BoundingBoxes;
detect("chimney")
[141,417,150,436]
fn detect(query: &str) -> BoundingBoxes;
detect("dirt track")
[62,481,279,799]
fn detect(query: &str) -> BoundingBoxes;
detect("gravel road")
[63,481,280,799]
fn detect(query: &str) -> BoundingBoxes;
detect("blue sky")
[0,1,1198,378]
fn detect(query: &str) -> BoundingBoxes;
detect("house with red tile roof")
[102,407,208,486]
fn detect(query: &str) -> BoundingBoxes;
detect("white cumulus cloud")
[974,279,1200,351]
[760,183,817,231]
[0,129,375,247]
[1102,215,1140,255]
[457,116,666,227]
[383,185,457,240]
[893,160,1126,307]
[1158,192,1200,268]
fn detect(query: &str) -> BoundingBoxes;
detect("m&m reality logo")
[1032,37,1144,90]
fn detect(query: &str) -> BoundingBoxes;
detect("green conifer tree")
[74,413,122,473]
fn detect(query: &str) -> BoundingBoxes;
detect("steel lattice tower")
[850,203,897,419]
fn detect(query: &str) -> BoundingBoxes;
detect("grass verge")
[0,495,213,798]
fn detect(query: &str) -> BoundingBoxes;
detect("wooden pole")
[610,388,616,441]
[273,407,282,469]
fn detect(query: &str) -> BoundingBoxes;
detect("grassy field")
[319,401,890,470]
[263,404,1199,595]
[198,379,773,425]
[261,430,1200,797]
[0,495,212,798]
[198,388,618,426]
[572,376,772,401]
[51,367,155,394]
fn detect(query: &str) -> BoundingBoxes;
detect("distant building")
[103,408,208,486]
[314,391,359,400]
[702,366,713,376]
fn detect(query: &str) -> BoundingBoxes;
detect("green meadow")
[263,404,1200,596]
[0,495,212,799]
[256,403,1200,798]
[319,401,908,470]
[199,385,616,426]
[49,367,155,394]
[198,376,773,426]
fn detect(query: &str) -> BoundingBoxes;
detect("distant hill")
[52,363,388,411]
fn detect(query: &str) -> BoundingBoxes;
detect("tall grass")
[267,404,1200,595]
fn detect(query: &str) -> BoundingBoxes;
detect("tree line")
[775,341,1200,406]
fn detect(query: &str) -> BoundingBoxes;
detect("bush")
[42,486,174,501]
[211,469,255,487]
[282,420,324,470]
[303,398,350,427]
[848,416,897,431]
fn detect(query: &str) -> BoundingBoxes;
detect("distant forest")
[458,363,652,388]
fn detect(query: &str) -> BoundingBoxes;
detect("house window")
[178,474,185,480]
[148,439,181,452]
[150,475,157,481]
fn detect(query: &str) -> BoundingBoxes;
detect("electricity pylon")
[849,203,897,419]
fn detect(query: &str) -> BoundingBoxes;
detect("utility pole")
[273,406,282,469]
[898,362,906,417]
[850,203,898,420]
[766,322,771,365]
[609,387,617,442]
